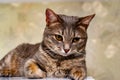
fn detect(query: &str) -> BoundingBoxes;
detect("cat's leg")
[0,62,11,77]
[0,60,19,77]
[69,67,87,80]
[24,59,46,79]
[0,53,20,77]
[0,67,18,77]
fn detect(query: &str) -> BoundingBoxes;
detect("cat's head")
[43,8,95,56]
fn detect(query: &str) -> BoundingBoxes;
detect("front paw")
[24,59,46,79]
[70,67,86,80]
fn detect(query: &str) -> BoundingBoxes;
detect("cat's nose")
[64,49,70,53]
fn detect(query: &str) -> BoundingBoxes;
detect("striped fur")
[0,9,95,80]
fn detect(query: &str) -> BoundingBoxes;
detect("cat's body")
[0,9,95,80]
[0,43,40,77]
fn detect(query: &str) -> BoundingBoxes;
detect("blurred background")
[0,0,120,80]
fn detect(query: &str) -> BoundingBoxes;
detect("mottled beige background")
[0,1,120,80]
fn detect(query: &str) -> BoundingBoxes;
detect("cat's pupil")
[55,35,63,41]
[72,37,80,43]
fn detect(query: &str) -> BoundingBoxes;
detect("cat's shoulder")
[15,42,41,58]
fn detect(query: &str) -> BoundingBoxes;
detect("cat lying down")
[0,8,95,80]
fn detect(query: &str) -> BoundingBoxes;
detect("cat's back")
[0,42,40,64]
[15,42,40,59]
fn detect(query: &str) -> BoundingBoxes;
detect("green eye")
[55,35,63,41]
[72,37,80,43]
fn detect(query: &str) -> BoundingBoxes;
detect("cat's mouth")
[59,49,72,56]
[58,50,83,57]
[59,52,78,57]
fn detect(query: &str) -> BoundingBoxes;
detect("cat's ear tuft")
[45,8,59,25]
[79,14,95,30]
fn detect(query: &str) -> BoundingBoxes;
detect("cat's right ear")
[45,8,59,26]
[78,14,95,30]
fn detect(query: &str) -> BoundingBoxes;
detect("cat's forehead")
[58,15,79,24]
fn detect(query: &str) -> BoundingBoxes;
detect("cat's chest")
[46,59,81,77]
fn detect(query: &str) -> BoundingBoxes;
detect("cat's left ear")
[45,8,60,26]
[78,14,95,30]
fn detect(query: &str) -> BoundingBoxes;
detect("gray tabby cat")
[0,8,95,80]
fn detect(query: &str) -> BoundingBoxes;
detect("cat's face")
[43,8,95,56]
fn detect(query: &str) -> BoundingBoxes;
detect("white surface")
[85,76,95,80]
[0,77,95,80]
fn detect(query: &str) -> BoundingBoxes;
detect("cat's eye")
[55,35,63,41]
[72,37,80,43]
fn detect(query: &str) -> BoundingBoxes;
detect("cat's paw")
[70,67,86,80]
[71,71,82,80]
[24,59,46,79]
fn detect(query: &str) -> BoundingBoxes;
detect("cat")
[0,8,95,80]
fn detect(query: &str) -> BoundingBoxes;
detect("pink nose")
[64,49,70,53]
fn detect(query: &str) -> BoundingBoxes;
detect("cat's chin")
[58,53,72,57]
[60,54,69,57]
